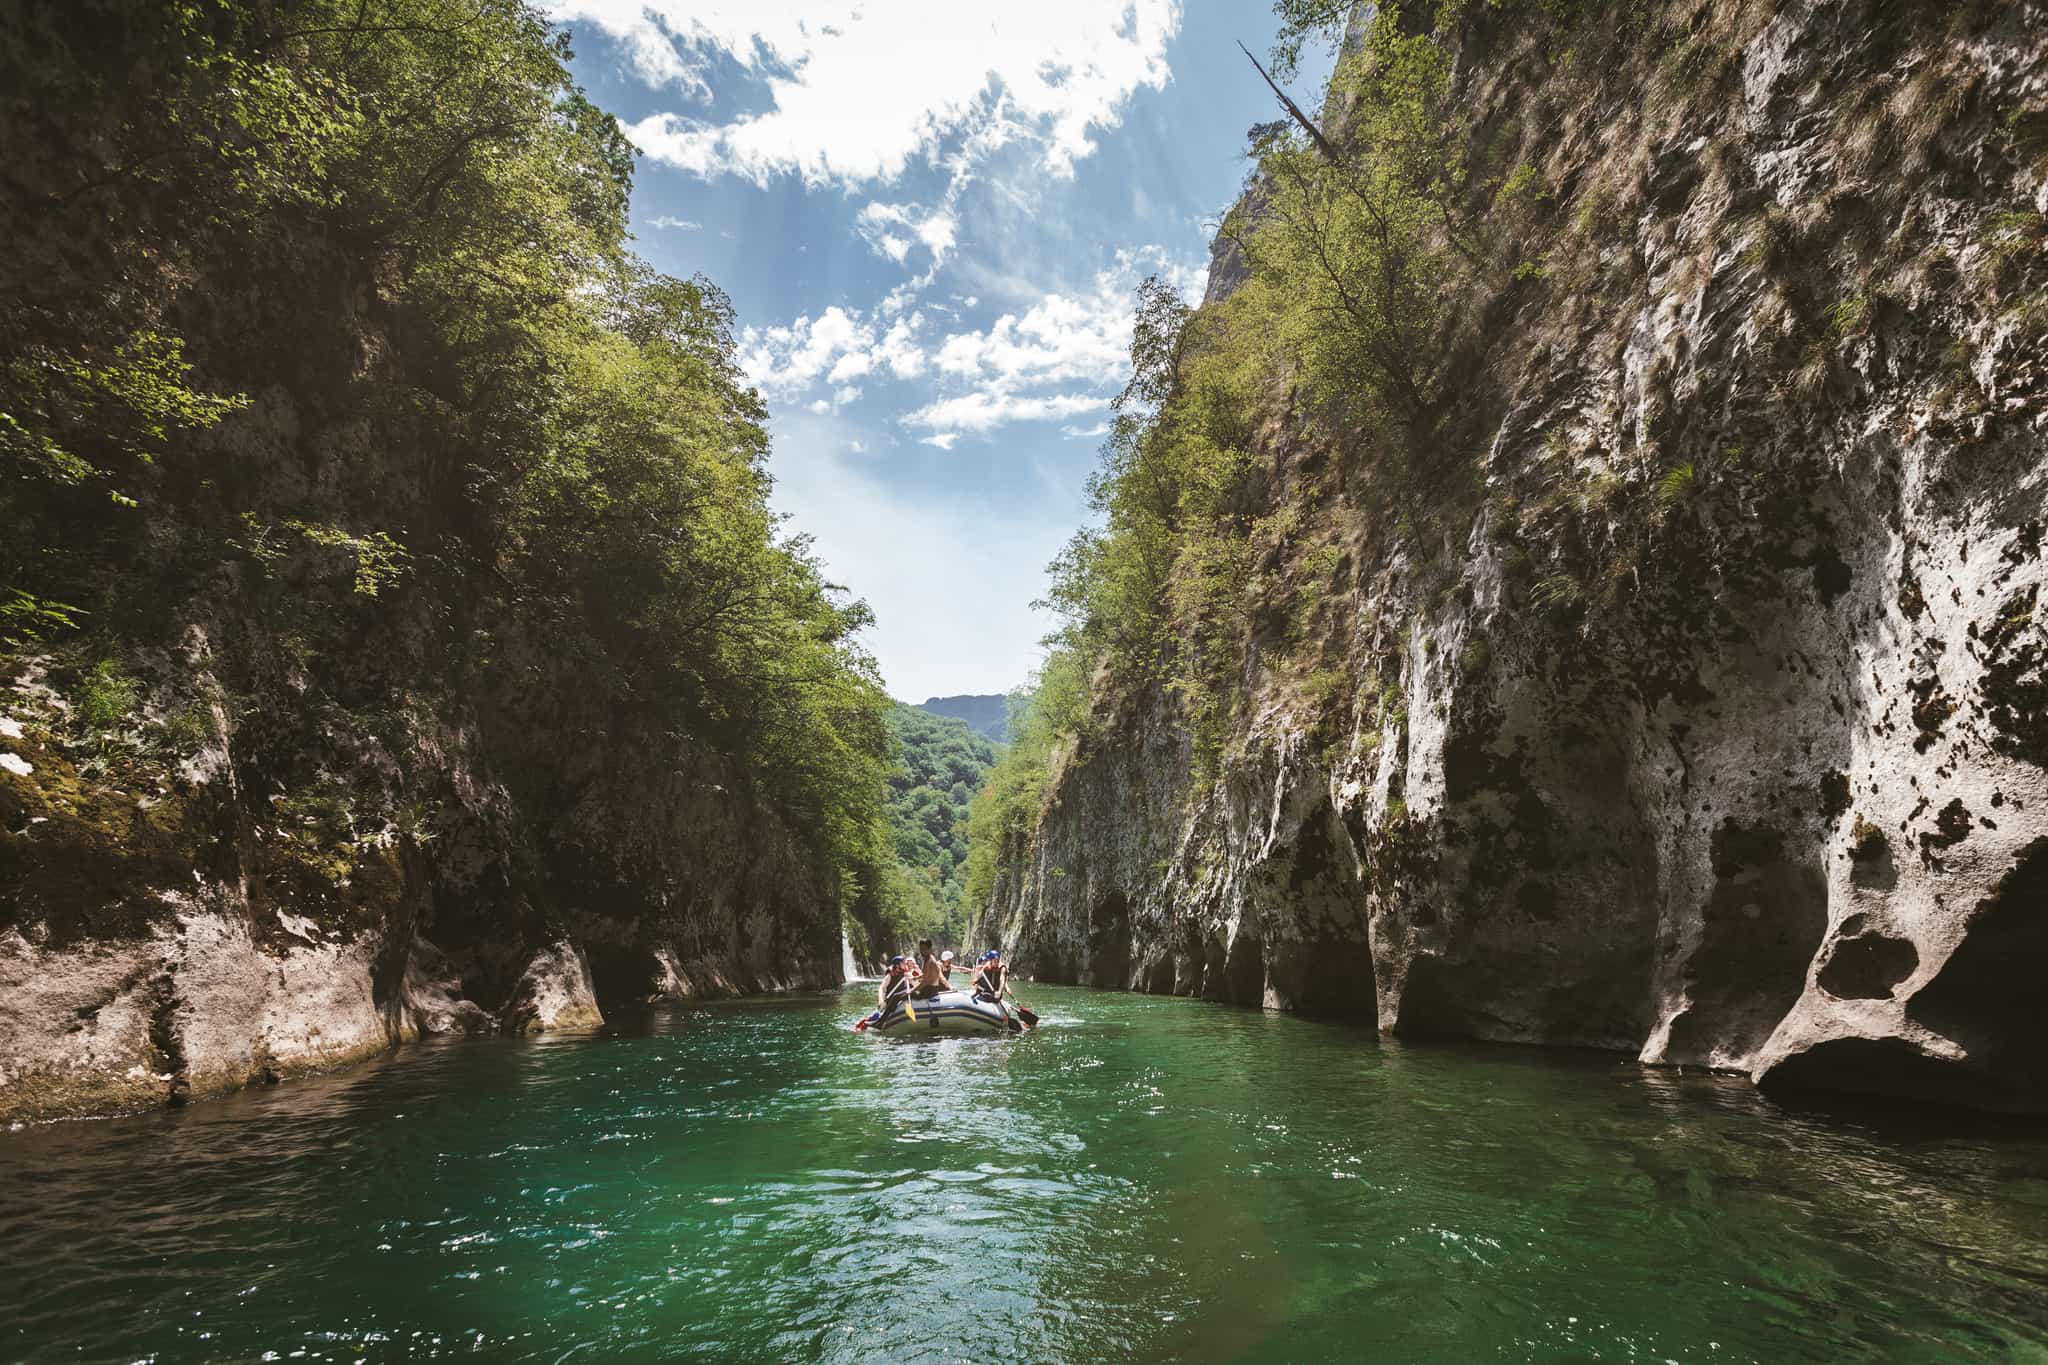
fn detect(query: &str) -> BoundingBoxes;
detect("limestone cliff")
[983,0,2048,1113]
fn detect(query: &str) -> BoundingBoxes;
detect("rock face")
[0,671,844,1122]
[984,0,2048,1113]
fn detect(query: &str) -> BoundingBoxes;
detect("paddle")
[978,966,1037,1028]
[991,975,1037,1027]
[992,965,1037,1027]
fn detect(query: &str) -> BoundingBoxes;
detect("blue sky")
[547,2,1333,701]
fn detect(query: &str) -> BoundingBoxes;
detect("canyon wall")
[984,0,2048,1113]
[2,657,845,1122]
[0,1,870,1124]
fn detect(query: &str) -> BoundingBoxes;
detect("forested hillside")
[0,0,899,1119]
[917,694,1010,743]
[877,704,998,949]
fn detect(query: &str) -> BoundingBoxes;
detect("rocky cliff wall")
[1,651,843,1122]
[984,0,2048,1114]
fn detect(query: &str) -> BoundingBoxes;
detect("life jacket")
[881,967,911,1007]
[975,962,1005,997]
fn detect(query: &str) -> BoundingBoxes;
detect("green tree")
[0,0,898,955]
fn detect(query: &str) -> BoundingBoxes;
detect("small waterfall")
[841,930,858,983]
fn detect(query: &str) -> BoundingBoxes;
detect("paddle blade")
[903,997,916,1022]
[853,1018,868,1032]
[1014,1006,1039,1027]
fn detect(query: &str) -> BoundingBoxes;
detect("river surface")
[5,984,2048,1363]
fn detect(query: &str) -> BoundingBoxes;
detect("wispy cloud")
[855,201,958,274]
[735,246,1205,440]
[643,214,701,230]
[738,306,869,396]
[902,246,1201,438]
[907,390,1109,437]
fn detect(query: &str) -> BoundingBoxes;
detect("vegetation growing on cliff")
[1,1,896,954]
[964,0,1483,886]
[961,655,1092,916]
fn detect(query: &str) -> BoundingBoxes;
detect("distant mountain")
[917,693,1009,744]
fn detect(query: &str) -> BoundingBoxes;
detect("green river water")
[4,983,2048,1363]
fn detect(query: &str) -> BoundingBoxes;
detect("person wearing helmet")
[877,955,915,1013]
[854,955,918,1032]
[970,949,1009,1003]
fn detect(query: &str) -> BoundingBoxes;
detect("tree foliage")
[877,705,1000,946]
[0,0,895,918]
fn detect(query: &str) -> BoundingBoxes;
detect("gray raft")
[865,989,1013,1035]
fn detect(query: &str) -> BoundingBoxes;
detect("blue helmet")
[981,950,1000,962]
[888,955,907,966]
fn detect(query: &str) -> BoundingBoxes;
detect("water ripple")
[3,986,2047,1362]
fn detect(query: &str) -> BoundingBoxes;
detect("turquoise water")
[4,984,2047,1362]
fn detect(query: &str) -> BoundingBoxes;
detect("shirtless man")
[912,938,951,999]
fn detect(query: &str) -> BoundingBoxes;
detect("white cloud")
[899,245,1203,436]
[644,215,701,230]
[732,246,1205,439]
[556,1,1183,190]
[738,305,871,396]
[741,306,934,400]
[827,351,873,384]
[908,391,1108,436]
[1062,421,1111,438]
[931,291,1126,385]
[855,201,958,272]
[877,315,927,380]
[562,0,701,91]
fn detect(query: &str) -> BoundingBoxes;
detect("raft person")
[852,955,917,1032]
[878,955,914,1013]
[970,950,1009,1003]
[911,939,950,998]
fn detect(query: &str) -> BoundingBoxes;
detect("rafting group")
[853,937,1038,1035]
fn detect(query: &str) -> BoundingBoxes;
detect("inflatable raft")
[857,989,1016,1036]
